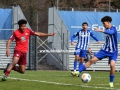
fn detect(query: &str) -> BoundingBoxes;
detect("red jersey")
[10,28,35,53]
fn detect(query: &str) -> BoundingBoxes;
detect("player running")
[76,16,118,87]
[71,22,101,76]
[2,19,55,81]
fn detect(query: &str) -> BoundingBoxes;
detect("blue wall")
[58,11,120,42]
[0,9,12,40]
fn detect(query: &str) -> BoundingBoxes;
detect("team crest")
[21,36,26,41]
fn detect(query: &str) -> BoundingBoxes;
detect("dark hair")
[18,19,27,26]
[101,16,112,23]
[88,47,91,49]
[82,22,88,26]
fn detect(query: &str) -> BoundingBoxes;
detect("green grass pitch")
[0,70,120,90]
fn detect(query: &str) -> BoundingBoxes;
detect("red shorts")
[14,50,27,66]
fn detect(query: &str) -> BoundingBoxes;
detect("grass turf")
[0,70,120,90]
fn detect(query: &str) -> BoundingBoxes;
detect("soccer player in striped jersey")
[77,16,118,87]
[70,22,101,76]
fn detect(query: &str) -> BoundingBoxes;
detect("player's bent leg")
[78,57,84,70]
[7,57,20,72]
[18,65,26,74]
[78,50,87,72]
[77,57,85,76]
[78,56,98,74]
[85,56,98,68]
[2,57,19,81]
[109,60,116,87]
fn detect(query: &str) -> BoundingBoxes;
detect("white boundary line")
[0,76,119,90]
[5,74,115,79]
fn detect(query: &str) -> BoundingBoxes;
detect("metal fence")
[29,7,70,70]
[58,7,120,12]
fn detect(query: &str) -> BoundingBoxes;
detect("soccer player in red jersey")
[2,19,55,81]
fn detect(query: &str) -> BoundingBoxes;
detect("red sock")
[5,70,10,76]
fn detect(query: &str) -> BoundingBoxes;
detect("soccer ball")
[81,73,91,83]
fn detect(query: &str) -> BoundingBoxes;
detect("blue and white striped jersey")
[102,26,118,53]
[71,29,99,50]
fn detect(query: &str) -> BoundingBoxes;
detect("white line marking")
[7,74,118,79]
[0,76,119,90]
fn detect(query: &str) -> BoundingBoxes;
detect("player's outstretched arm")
[6,39,12,57]
[94,28,115,35]
[94,28,104,33]
[90,31,101,44]
[34,32,55,37]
